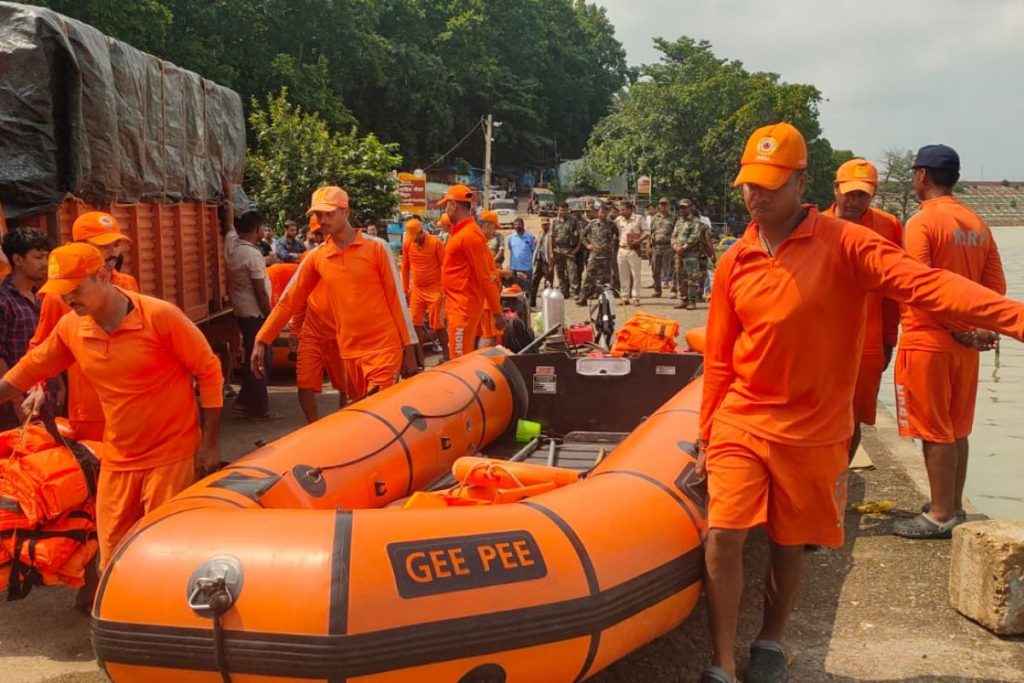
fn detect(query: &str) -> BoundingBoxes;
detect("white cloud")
[598,0,1024,179]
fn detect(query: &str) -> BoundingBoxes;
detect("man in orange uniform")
[697,123,1024,683]
[892,144,1005,540]
[0,243,223,574]
[823,159,903,460]
[476,210,506,348]
[402,218,446,358]
[253,186,417,400]
[438,185,504,358]
[290,216,347,422]
[29,212,139,440]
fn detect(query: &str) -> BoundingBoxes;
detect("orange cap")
[733,122,808,190]
[307,186,349,215]
[72,211,130,246]
[404,219,423,235]
[308,214,321,233]
[39,243,105,295]
[480,210,499,225]
[835,158,878,196]
[438,214,452,228]
[436,184,475,206]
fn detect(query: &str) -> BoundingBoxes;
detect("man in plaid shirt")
[0,228,54,429]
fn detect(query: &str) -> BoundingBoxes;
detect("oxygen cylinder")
[540,287,565,332]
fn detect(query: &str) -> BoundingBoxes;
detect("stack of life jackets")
[0,423,104,600]
[610,311,681,357]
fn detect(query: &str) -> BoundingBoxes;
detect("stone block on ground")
[949,520,1024,634]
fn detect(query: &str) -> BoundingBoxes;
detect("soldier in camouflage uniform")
[575,203,618,306]
[551,203,581,299]
[648,197,676,297]
[573,203,596,296]
[671,198,705,310]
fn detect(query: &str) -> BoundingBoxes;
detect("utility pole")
[483,114,494,211]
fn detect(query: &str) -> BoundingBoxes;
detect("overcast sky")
[598,0,1023,180]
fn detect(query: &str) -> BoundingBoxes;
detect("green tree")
[246,90,401,227]
[877,147,916,222]
[582,37,842,217]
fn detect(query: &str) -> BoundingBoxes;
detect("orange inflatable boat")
[92,348,707,682]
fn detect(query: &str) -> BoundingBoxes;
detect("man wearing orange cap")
[438,188,504,358]
[823,159,903,461]
[28,211,140,440]
[697,122,1024,683]
[892,144,1005,540]
[253,186,417,400]
[476,210,507,348]
[436,213,452,247]
[402,218,447,358]
[0,243,223,576]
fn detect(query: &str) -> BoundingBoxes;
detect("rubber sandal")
[745,640,787,683]
[892,512,958,540]
[921,502,967,521]
[700,666,738,683]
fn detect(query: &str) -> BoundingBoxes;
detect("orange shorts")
[343,347,403,399]
[853,353,885,425]
[410,287,444,330]
[894,348,979,443]
[447,308,484,359]
[706,419,849,547]
[96,456,195,571]
[295,334,345,393]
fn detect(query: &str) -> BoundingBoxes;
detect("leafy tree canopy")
[581,37,850,216]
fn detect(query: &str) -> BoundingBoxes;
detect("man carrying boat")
[823,159,903,462]
[698,122,1024,683]
[402,217,447,359]
[0,242,223,578]
[438,185,504,358]
[253,186,417,400]
[891,144,1005,540]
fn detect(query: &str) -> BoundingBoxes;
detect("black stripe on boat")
[592,469,704,532]
[91,546,703,679]
[328,510,354,683]
[347,408,415,497]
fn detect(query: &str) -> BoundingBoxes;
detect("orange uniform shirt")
[701,208,1024,447]
[30,270,140,426]
[258,232,414,357]
[823,206,903,355]
[402,234,445,293]
[8,289,223,470]
[900,195,1006,352]
[266,263,299,307]
[442,218,501,320]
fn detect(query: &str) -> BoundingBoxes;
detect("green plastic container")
[515,419,541,444]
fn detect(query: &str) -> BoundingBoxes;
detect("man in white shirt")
[615,200,648,305]
[225,210,276,420]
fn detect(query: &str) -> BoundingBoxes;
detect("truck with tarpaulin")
[0,2,247,354]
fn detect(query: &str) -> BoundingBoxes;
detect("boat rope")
[310,377,488,476]
[452,461,527,499]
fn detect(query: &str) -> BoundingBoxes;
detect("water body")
[880,225,1024,521]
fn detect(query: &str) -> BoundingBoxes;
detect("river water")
[879,225,1024,521]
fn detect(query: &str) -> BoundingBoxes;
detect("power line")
[422,118,484,171]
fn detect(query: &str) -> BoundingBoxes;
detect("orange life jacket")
[0,441,100,526]
[3,503,97,599]
[610,312,680,357]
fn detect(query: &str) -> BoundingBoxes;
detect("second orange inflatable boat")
[92,348,706,682]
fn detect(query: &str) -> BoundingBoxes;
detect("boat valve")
[187,555,243,618]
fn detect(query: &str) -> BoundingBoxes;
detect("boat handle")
[188,577,235,614]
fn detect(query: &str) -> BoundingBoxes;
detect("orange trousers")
[96,457,195,571]
[447,307,484,359]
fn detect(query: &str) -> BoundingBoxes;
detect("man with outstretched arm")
[0,243,222,579]
[253,186,417,401]
[696,122,1024,683]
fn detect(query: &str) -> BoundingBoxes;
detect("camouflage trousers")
[574,250,587,295]
[650,245,674,294]
[579,254,614,301]
[554,253,578,299]
[674,253,702,304]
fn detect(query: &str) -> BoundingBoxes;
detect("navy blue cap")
[913,144,960,171]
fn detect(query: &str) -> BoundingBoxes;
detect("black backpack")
[502,315,535,352]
